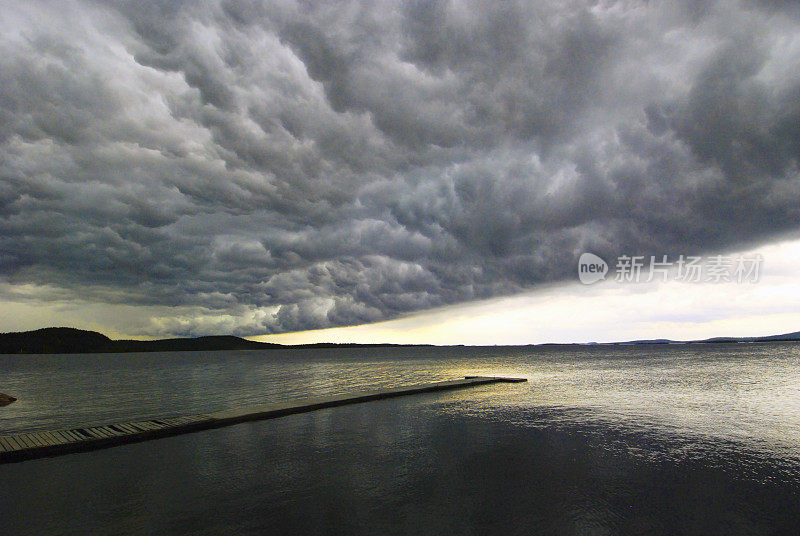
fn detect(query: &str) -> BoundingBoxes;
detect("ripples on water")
[1,343,799,535]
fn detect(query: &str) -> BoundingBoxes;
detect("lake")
[1,343,799,535]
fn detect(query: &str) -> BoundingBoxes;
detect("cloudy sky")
[1,0,799,342]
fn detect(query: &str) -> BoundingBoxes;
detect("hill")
[0,327,414,355]
[614,331,800,345]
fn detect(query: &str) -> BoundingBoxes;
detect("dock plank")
[98,426,121,437]
[30,432,55,447]
[94,427,117,438]
[82,428,107,439]
[0,438,11,452]
[162,417,189,426]
[98,425,124,437]
[42,431,63,446]
[5,436,24,450]
[148,420,170,429]
[8,435,26,449]
[62,430,84,442]
[130,421,156,431]
[39,431,60,445]
[147,420,169,429]
[14,434,36,449]
[24,433,45,447]
[125,422,148,432]
[49,431,72,444]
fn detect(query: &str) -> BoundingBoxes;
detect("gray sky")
[1,0,800,339]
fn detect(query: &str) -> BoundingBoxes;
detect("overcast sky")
[1,0,799,341]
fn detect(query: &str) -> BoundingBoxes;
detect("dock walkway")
[0,376,525,463]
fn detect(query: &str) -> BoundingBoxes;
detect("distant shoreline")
[0,327,427,355]
[0,327,798,355]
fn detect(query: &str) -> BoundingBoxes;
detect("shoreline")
[2,326,800,356]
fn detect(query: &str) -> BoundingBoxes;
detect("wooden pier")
[0,376,526,464]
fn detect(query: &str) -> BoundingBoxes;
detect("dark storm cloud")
[1,0,799,336]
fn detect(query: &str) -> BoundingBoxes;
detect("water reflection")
[1,344,800,534]
[2,392,799,535]
[2,344,800,459]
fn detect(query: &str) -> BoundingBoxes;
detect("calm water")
[1,343,800,535]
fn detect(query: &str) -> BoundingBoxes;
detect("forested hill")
[0,327,411,355]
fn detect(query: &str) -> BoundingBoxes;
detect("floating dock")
[0,376,526,464]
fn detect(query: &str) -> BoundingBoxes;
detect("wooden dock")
[0,376,526,464]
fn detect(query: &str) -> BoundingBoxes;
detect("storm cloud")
[1,0,799,336]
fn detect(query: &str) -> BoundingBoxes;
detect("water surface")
[1,343,799,535]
